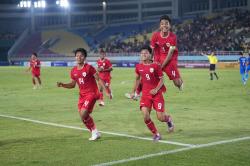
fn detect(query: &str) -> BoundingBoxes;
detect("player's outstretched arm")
[161,46,176,69]
[57,80,76,89]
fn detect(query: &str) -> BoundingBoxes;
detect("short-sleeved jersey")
[239,57,247,68]
[70,63,99,96]
[150,31,178,64]
[97,58,112,80]
[30,59,41,73]
[135,63,166,96]
[207,55,218,64]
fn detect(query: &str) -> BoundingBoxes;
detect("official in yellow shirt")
[201,51,219,80]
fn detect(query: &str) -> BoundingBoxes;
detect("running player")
[238,52,247,85]
[57,48,104,141]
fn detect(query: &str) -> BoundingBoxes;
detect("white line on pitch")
[93,136,250,166]
[0,114,193,147]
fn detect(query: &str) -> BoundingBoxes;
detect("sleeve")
[89,65,97,75]
[150,32,158,49]
[70,68,76,80]
[170,34,177,46]
[107,59,112,68]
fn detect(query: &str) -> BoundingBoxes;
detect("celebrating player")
[96,49,113,106]
[26,52,42,89]
[130,46,174,141]
[151,15,183,90]
[57,48,104,141]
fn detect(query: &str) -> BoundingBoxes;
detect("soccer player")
[130,46,174,141]
[96,49,113,106]
[201,51,219,80]
[26,52,42,89]
[150,15,183,90]
[57,48,104,141]
[238,52,247,85]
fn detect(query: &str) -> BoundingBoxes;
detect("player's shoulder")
[152,31,160,37]
[71,66,77,71]
[169,32,177,38]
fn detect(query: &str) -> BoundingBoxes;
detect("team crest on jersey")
[166,43,170,47]
[82,72,87,77]
[150,68,154,73]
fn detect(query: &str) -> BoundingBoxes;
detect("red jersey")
[135,63,166,96]
[97,58,112,80]
[70,63,99,97]
[150,31,178,64]
[30,59,41,73]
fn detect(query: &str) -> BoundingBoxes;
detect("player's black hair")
[160,15,171,24]
[32,52,38,57]
[140,45,152,54]
[74,48,87,57]
[239,51,243,56]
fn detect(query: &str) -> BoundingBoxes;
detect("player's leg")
[78,96,100,140]
[32,75,37,89]
[164,63,183,90]
[141,107,161,141]
[98,79,105,106]
[240,68,246,84]
[213,66,219,80]
[140,96,160,141]
[104,79,112,99]
[153,93,174,132]
[36,75,42,88]
[245,67,249,82]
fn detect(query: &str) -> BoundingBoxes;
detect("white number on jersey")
[158,103,162,109]
[145,74,150,80]
[171,70,176,77]
[84,100,89,107]
[79,78,84,84]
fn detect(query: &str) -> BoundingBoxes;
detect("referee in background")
[201,51,219,80]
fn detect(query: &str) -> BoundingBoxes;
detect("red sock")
[100,92,104,100]
[84,116,96,131]
[144,119,158,135]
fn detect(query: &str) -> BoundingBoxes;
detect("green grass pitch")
[0,66,250,165]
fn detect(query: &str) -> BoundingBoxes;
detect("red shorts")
[162,61,180,80]
[100,77,111,87]
[140,92,165,112]
[78,93,98,112]
[32,71,40,77]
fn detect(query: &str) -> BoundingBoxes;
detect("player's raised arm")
[57,80,76,89]
[161,45,176,69]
